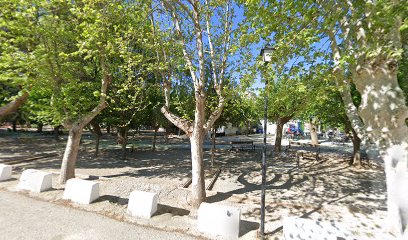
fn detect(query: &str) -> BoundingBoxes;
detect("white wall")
[261,121,277,135]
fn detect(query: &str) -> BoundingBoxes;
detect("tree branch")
[328,29,368,142]
[204,95,225,131]
[0,91,29,119]
[205,0,218,86]
[162,0,199,89]
[218,0,232,89]
[161,105,192,135]
[65,52,110,129]
[191,0,205,92]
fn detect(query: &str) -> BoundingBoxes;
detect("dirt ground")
[0,130,396,239]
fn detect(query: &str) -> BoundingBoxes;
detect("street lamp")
[259,46,274,238]
[260,46,274,63]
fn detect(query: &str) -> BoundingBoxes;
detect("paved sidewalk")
[0,190,198,240]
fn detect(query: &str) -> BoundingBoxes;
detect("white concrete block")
[63,178,100,204]
[197,202,241,239]
[17,169,52,193]
[127,190,158,218]
[283,217,348,240]
[0,164,12,181]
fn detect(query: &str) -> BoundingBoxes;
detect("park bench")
[230,141,255,152]
[285,140,320,161]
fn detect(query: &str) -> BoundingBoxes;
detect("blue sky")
[227,3,333,91]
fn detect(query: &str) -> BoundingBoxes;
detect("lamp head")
[260,46,275,63]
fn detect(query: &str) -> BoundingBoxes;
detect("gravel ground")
[0,190,198,240]
[0,131,397,239]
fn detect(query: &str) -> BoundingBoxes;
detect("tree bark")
[351,127,362,167]
[308,122,319,145]
[354,65,408,234]
[190,128,206,209]
[12,119,17,132]
[211,127,216,167]
[164,124,169,144]
[54,125,61,140]
[273,117,287,152]
[344,118,362,167]
[0,92,29,120]
[60,126,82,181]
[90,121,102,157]
[37,123,43,133]
[153,126,158,151]
[118,127,128,160]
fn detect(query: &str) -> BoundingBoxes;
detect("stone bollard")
[17,169,52,193]
[283,217,349,240]
[127,190,158,218]
[0,164,12,181]
[63,178,100,204]
[197,202,241,239]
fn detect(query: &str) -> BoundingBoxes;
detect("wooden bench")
[230,141,255,152]
[286,140,320,162]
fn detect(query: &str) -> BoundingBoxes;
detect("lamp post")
[259,46,274,238]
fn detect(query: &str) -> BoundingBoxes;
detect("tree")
[139,84,168,151]
[154,0,235,208]
[105,71,154,159]
[310,79,364,167]
[0,0,39,120]
[23,0,153,183]
[264,74,306,152]
[209,85,261,165]
[241,0,408,235]
[258,63,326,152]
[323,2,408,234]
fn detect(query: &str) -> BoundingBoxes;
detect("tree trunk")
[328,30,378,161]
[274,119,284,152]
[59,52,110,184]
[106,125,111,134]
[308,122,319,145]
[60,126,82,183]
[344,118,362,167]
[54,125,61,140]
[12,120,17,132]
[211,127,216,167]
[328,17,408,236]
[118,127,128,160]
[153,126,158,151]
[37,123,43,133]
[351,127,362,167]
[354,64,408,235]
[190,129,206,209]
[90,121,102,157]
[95,134,101,157]
[164,124,169,144]
[274,116,291,152]
[0,92,29,120]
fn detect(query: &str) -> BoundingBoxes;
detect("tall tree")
[241,0,408,235]
[153,0,235,208]
[26,0,153,183]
